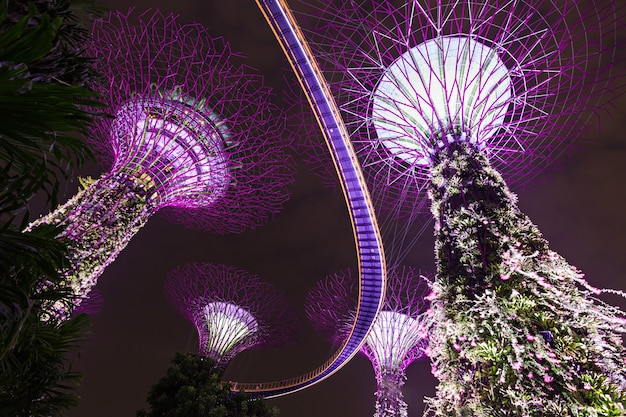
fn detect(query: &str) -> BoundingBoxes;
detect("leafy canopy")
[137,353,279,417]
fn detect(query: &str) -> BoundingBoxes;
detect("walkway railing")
[228,0,387,398]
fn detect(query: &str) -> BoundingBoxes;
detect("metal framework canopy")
[305,266,430,417]
[298,0,622,216]
[305,266,430,372]
[111,96,231,209]
[197,302,259,360]
[89,8,294,233]
[373,35,512,166]
[25,8,295,319]
[165,262,299,369]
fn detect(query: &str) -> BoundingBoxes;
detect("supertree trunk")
[375,369,407,417]
[426,142,626,416]
[27,172,154,318]
[23,9,294,319]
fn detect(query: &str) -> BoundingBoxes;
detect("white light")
[372,36,512,165]
[366,310,424,369]
[202,302,258,356]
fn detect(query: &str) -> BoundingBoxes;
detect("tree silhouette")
[137,353,278,417]
[0,0,103,415]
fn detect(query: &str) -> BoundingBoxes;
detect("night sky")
[65,1,626,416]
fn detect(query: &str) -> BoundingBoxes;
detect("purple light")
[110,97,231,208]
[293,0,626,412]
[296,0,621,217]
[26,9,294,318]
[72,289,104,316]
[165,262,298,368]
[306,266,430,417]
[365,311,426,372]
[199,302,258,359]
[372,36,512,165]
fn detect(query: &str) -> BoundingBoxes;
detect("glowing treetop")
[299,0,621,215]
[27,9,293,317]
[296,1,626,414]
[86,9,293,228]
[306,266,430,417]
[165,262,297,369]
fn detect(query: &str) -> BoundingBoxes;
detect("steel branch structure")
[297,0,622,218]
[26,9,293,318]
[293,0,626,414]
[306,267,430,417]
[72,289,103,316]
[165,263,297,369]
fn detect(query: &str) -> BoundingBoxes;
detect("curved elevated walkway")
[229,0,387,397]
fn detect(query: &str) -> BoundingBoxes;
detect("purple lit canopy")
[89,9,294,231]
[297,0,621,217]
[27,9,294,316]
[165,262,298,369]
[305,266,431,417]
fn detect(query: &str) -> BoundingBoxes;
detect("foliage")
[2,0,103,86]
[0,224,90,417]
[0,0,104,415]
[425,143,626,417]
[137,353,279,417]
[0,0,103,217]
[26,172,153,317]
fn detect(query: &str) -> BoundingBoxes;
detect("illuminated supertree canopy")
[26,9,294,318]
[165,262,298,369]
[297,0,626,415]
[298,0,622,218]
[306,266,430,417]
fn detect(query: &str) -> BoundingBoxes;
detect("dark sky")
[66,1,626,416]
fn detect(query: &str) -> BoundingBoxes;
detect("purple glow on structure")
[109,97,231,209]
[296,0,621,217]
[372,36,512,166]
[305,266,430,417]
[200,302,258,359]
[88,8,293,231]
[366,311,426,373]
[165,262,298,369]
[26,9,294,318]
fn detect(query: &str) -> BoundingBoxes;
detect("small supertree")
[297,0,626,415]
[306,266,430,417]
[164,262,297,370]
[26,9,293,318]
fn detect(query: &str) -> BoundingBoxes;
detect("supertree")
[25,9,294,318]
[306,266,430,417]
[294,0,626,415]
[164,262,298,370]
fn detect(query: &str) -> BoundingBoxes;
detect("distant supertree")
[26,9,293,318]
[297,0,626,415]
[306,266,430,417]
[165,262,297,369]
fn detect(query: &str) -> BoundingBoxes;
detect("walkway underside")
[228,0,386,398]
